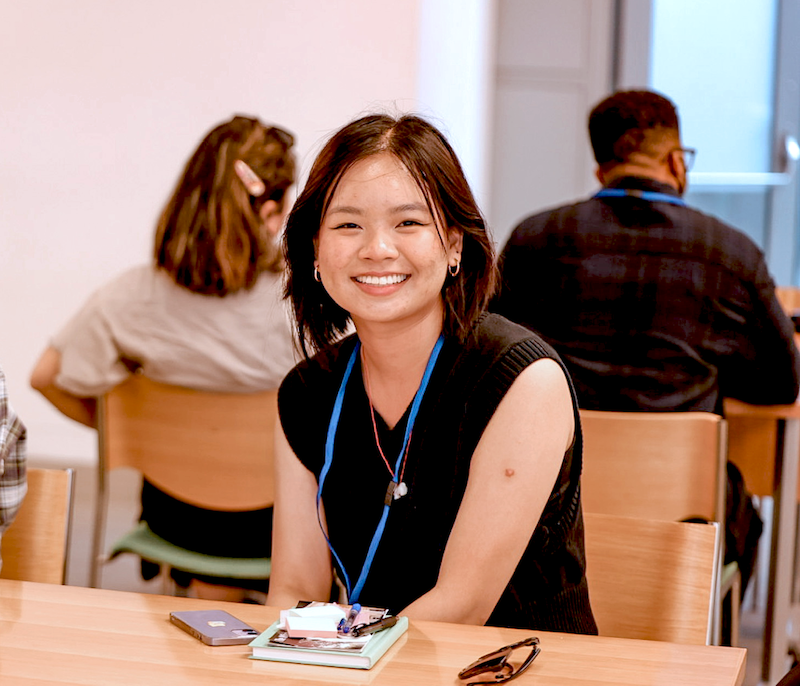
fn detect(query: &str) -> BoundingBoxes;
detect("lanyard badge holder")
[317,335,444,603]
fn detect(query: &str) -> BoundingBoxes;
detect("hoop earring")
[448,261,460,277]
[314,266,321,282]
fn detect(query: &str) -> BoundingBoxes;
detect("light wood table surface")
[0,580,746,686]
[725,396,800,685]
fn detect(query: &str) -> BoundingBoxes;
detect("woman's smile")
[354,273,410,287]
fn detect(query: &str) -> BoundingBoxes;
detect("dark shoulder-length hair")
[154,115,295,296]
[284,113,497,357]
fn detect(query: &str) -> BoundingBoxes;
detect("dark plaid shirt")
[0,365,27,550]
[493,177,800,413]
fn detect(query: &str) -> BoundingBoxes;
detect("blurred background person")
[493,89,800,607]
[30,115,297,601]
[495,90,800,414]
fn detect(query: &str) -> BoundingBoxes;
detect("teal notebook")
[249,616,408,670]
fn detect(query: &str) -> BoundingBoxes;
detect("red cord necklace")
[361,349,410,500]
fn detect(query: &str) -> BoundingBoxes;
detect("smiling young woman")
[268,114,598,634]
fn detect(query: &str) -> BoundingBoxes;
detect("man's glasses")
[457,637,540,684]
[672,147,697,172]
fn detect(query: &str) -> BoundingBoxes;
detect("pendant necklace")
[361,348,411,502]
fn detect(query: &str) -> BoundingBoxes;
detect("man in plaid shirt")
[0,365,27,570]
[495,89,800,413]
[494,89,800,614]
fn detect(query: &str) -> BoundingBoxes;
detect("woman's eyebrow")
[391,202,430,214]
[326,202,431,216]
[326,205,363,216]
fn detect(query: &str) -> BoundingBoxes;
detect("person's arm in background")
[30,280,131,428]
[0,365,28,571]
[722,257,800,405]
[30,347,97,427]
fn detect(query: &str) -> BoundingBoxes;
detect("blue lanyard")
[594,188,686,207]
[317,334,445,603]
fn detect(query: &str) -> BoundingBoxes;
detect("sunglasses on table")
[457,636,540,684]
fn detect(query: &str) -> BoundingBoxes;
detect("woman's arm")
[402,357,574,625]
[266,419,335,608]
[30,347,97,427]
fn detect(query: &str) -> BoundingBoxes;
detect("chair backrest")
[0,467,74,584]
[579,410,727,523]
[583,512,719,645]
[98,376,277,511]
[776,285,800,315]
[91,376,277,587]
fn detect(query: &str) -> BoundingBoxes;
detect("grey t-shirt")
[52,265,297,396]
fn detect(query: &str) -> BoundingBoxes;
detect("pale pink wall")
[1,0,422,461]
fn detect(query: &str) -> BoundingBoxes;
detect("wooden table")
[725,397,800,685]
[0,580,746,686]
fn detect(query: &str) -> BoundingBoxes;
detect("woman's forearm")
[30,346,97,427]
[36,386,97,427]
[401,585,490,625]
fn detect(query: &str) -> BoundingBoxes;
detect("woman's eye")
[399,219,423,227]
[332,222,360,230]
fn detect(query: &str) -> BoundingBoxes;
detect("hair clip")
[234,159,266,197]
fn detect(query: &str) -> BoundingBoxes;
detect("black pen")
[350,615,398,637]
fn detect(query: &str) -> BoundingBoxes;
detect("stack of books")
[249,602,408,670]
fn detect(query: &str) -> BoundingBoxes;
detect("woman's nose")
[359,228,399,260]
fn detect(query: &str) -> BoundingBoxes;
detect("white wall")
[488,0,614,247]
[1,0,425,463]
[417,0,497,212]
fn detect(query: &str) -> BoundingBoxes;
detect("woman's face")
[315,152,462,332]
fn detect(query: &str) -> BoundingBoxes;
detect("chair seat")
[108,522,271,580]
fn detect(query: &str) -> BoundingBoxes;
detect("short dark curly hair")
[588,90,680,166]
[283,113,497,357]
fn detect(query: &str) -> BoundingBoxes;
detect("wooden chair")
[579,410,739,644]
[580,410,727,520]
[0,467,74,584]
[775,285,800,315]
[90,376,277,591]
[583,512,720,645]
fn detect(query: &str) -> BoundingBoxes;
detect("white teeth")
[356,274,408,286]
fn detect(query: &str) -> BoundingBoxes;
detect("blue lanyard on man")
[594,188,686,207]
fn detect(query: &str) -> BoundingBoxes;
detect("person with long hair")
[31,115,297,600]
[267,113,597,632]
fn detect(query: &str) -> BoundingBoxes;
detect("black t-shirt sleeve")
[277,338,355,477]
